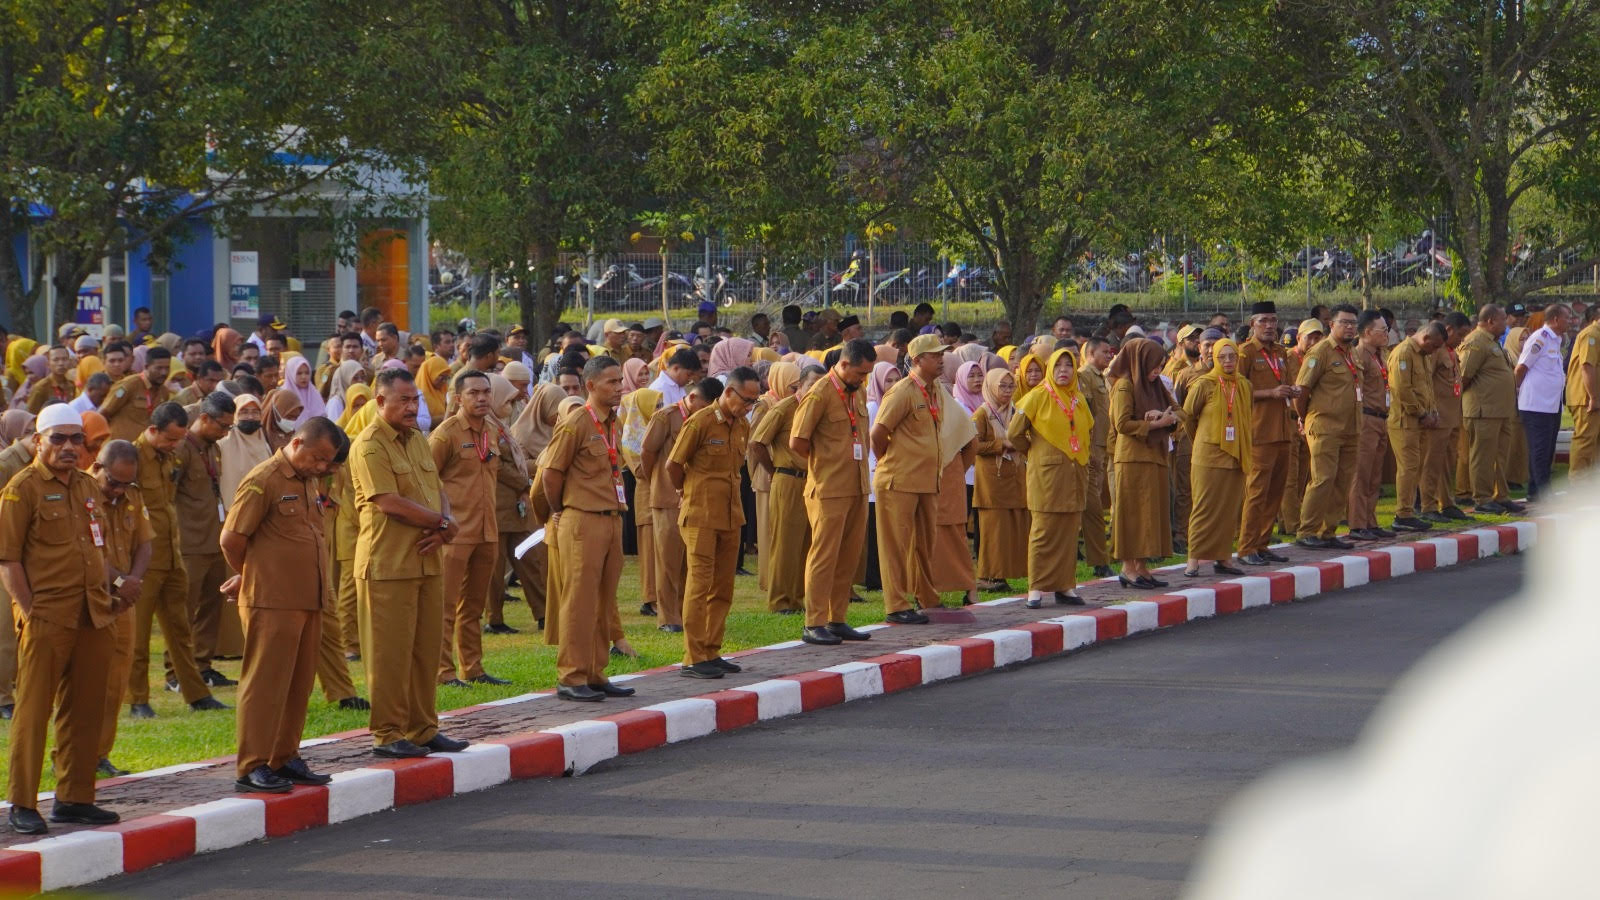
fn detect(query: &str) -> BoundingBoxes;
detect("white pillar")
[407,212,429,336]
[213,229,231,326]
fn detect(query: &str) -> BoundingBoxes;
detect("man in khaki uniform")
[1564,305,1600,477]
[171,392,236,688]
[221,417,344,793]
[24,346,76,414]
[1387,322,1446,532]
[1279,320,1324,536]
[487,405,546,634]
[0,405,121,834]
[313,459,366,711]
[1423,312,1473,519]
[101,346,175,442]
[1347,311,1394,540]
[1459,305,1523,513]
[1078,337,1115,576]
[540,356,637,702]
[642,381,715,632]
[350,368,467,758]
[429,370,507,687]
[1294,305,1361,549]
[669,366,758,679]
[1238,303,1300,565]
[869,334,948,622]
[789,339,879,646]
[93,440,152,779]
[129,402,226,716]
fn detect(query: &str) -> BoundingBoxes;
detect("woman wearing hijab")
[261,389,302,451]
[930,372,979,604]
[0,409,34,447]
[417,354,451,425]
[5,337,37,395]
[324,359,369,421]
[621,357,650,394]
[619,381,664,618]
[1008,347,1094,608]
[1015,350,1046,403]
[707,337,755,381]
[485,374,546,634]
[75,353,104,391]
[1108,338,1181,589]
[335,383,373,432]
[972,368,1027,591]
[10,355,47,411]
[212,327,244,371]
[1181,337,1251,577]
[77,410,110,470]
[281,355,325,426]
[747,361,798,604]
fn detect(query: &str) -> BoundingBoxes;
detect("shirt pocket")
[34,504,73,545]
[391,460,415,494]
[276,498,304,519]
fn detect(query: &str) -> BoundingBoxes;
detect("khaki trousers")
[1465,417,1512,504]
[130,566,208,704]
[1238,440,1290,555]
[1280,435,1309,535]
[489,531,548,624]
[681,525,739,665]
[1423,425,1459,511]
[875,487,938,614]
[1347,416,1389,530]
[0,581,13,708]
[650,507,686,626]
[358,574,442,747]
[1082,454,1111,567]
[554,510,621,687]
[334,556,360,655]
[1571,406,1600,476]
[315,602,357,703]
[635,521,656,609]
[803,493,867,628]
[183,552,229,669]
[236,606,319,778]
[439,540,496,682]
[98,610,135,759]
[1171,442,1192,543]
[9,612,113,807]
[754,487,772,591]
[1388,423,1425,518]
[765,474,809,612]
[1297,431,1358,540]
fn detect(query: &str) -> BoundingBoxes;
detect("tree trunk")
[0,216,42,338]
[50,251,98,338]
[1001,247,1046,336]
[522,238,564,353]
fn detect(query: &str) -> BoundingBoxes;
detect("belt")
[1362,407,1388,420]
[574,508,624,517]
[775,467,806,479]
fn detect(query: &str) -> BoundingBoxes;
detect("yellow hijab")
[1015,354,1046,403]
[6,338,37,388]
[619,388,662,472]
[345,394,379,434]
[1199,337,1253,466]
[996,345,1018,367]
[336,383,373,432]
[1015,347,1093,466]
[76,353,104,389]
[418,355,450,421]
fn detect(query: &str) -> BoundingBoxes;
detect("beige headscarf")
[936,380,977,469]
[509,381,566,461]
[218,394,271,509]
[487,373,529,475]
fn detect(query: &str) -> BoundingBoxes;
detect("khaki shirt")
[1077,364,1110,454]
[350,415,443,580]
[541,404,627,513]
[25,374,75,414]
[174,434,225,556]
[1433,346,1464,427]
[172,384,203,408]
[872,374,941,494]
[1006,404,1088,513]
[747,396,776,493]
[0,457,114,628]
[1296,339,1360,437]
[791,372,869,499]
[1184,378,1246,470]
[671,404,750,530]
[429,414,500,543]
[1564,321,1600,411]
[223,450,329,611]
[102,488,153,576]
[0,442,35,489]
[1387,340,1435,425]
[1109,379,1171,467]
[493,428,534,533]
[1354,345,1390,415]
[1239,338,1298,444]
[750,395,804,473]
[134,432,184,570]
[971,406,1025,509]
[642,404,687,510]
[1460,328,1517,419]
[330,463,358,562]
[102,374,174,442]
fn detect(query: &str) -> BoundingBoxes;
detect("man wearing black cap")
[839,315,863,342]
[1236,302,1299,565]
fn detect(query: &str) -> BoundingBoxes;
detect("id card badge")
[517,499,527,519]
[1355,385,1363,403]
[89,520,104,547]
[615,481,627,504]
[1224,425,1236,442]
[217,501,226,523]
[1385,389,1392,409]
[853,443,864,461]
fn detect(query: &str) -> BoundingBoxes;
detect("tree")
[427,0,652,351]
[0,0,447,337]
[1302,0,1600,309]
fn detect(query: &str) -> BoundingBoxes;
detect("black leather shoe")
[1327,537,1355,550]
[1239,553,1271,567]
[736,567,755,577]
[1502,500,1527,514]
[826,622,871,641]
[190,696,229,711]
[1263,549,1290,562]
[658,624,684,633]
[1392,517,1432,533]
[200,668,237,687]
[484,623,519,635]
[802,626,842,645]
[469,674,512,686]
[1024,596,1043,608]
[1213,563,1245,576]
[1137,576,1168,588]
[1475,500,1508,514]
[536,618,545,630]
[1441,506,1473,521]
[235,766,293,794]
[1421,510,1450,524]
[1346,528,1376,541]
[373,739,431,758]
[1093,565,1116,578]
[556,684,605,702]
[337,696,371,711]
[0,703,11,720]
[639,602,657,617]
[1118,574,1151,590]
[1370,527,1397,538]
[49,801,120,825]
[97,758,129,778]
[1296,536,1332,549]
[274,758,333,786]
[424,733,469,753]
[1055,592,1086,605]
[848,594,866,604]
[129,703,155,719]
[680,661,725,679]
[8,806,46,834]
[440,678,470,688]
[709,657,742,673]
[885,609,929,625]
[590,681,636,697]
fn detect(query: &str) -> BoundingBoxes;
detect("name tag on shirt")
[1224,425,1235,442]
[853,443,864,460]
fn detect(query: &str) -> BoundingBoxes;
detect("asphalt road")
[99,555,1522,900]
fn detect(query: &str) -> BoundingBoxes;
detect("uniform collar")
[371,413,414,445]
[272,449,302,480]
[28,454,72,486]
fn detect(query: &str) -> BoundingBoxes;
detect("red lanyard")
[910,375,940,424]
[473,425,492,463]
[1220,378,1236,424]
[1046,385,1082,454]
[1448,348,1461,396]
[584,403,620,481]
[184,433,219,494]
[1333,345,1358,393]
[1261,348,1283,383]
[827,373,860,442]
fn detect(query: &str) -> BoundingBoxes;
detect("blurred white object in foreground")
[1187,493,1598,899]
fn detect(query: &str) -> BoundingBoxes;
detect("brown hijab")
[263,388,303,451]
[509,381,566,461]
[1107,337,1176,451]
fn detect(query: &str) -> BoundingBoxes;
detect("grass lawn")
[0,464,1550,791]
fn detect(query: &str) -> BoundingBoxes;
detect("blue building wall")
[163,221,217,337]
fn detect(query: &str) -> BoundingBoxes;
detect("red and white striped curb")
[0,520,1538,893]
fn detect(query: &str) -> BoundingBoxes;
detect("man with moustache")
[870,334,950,624]
[101,346,176,442]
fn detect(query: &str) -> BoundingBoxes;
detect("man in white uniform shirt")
[648,346,701,407]
[1515,303,1571,502]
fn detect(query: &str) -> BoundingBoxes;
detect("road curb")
[0,520,1538,893]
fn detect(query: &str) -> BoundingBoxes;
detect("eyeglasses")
[45,432,86,446]
[104,477,135,490]
[733,390,761,404]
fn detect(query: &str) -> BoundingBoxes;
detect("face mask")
[278,416,297,432]
[236,420,261,434]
